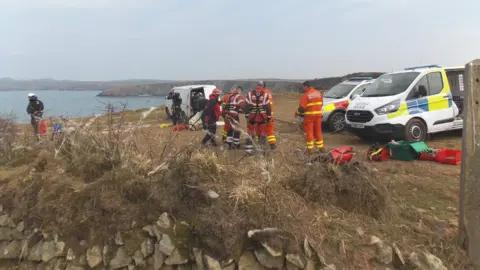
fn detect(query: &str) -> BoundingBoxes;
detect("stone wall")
[0,211,448,270]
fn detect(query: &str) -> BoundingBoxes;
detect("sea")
[0,90,166,124]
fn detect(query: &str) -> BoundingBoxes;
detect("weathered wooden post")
[459,59,480,267]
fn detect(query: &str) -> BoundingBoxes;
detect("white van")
[322,77,374,131]
[165,84,220,121]
[346,65,465,142]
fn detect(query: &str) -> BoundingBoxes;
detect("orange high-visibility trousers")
[222,125,228,140]
[303,116,323,150]
[266,119,276,145]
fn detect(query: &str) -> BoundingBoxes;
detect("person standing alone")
[26,93,44,139]
[201,88,223,147]
[295,81,324,152]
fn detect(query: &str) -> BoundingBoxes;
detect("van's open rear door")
[445,67,465,118]
[445,67,465,97]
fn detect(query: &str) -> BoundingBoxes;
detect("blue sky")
[0,0,478,80]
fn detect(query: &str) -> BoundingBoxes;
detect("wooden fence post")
[459,59,480,267]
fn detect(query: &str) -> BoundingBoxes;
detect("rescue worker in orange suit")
[221,90,235,142]
[244,82,272,154]
[295,81,324,152]
[259,81,276,150]
[223,86,246,149]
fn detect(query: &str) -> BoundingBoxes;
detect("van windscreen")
[362,72,420,97]
[323,83,356,99]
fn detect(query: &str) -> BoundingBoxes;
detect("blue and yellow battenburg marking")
[387,93,453,119]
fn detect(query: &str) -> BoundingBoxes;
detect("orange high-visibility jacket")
[221,93,231,115]
[263,88,274,115]
[221,94,230,107]
[296,87,323,117]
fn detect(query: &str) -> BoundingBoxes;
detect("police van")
[322,77,374,131]
[346,65,465,142]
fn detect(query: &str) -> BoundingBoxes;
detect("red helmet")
[212,88,222,95]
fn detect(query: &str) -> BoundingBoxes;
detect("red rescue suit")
[224,92,246,148]
[244,87,272,153]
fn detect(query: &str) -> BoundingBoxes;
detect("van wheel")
[404,118,427,142]
[328,111,346,132]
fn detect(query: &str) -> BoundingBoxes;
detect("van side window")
[426,72,444,95]
[407,76,428,100]
[407,72,444,100]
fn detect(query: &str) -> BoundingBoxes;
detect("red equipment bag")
[172,125,187,132]
[435,148,462,165]
[328,146,353,165]
[367,143,389,161]
[39,120,47,134]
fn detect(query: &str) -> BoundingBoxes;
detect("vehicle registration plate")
[351,123,365,129]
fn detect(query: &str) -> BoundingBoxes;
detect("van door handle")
[443,94,449,98]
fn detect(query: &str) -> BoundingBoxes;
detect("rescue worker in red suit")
[244,83,272,154]
[295,81,324,152]
[201,88,222,146]
[224,86,246,149]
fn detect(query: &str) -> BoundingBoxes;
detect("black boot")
[270,144,276,150]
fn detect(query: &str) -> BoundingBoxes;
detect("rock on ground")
[164,248,188,265]
[193,248,205,270]
[254,247,284,269]
[141,238,154,257]
[86,245,103,268]
[407,251,447,270]
[238,251,267,270]
[154,243,165,269]
[204,255,222,270]
[157,213,172,229]
[285,253,306,269]
[159,234,175,256]
[109,247,132,269]
[41,241,56,262]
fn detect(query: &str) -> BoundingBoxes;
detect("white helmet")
[27,93,36,98]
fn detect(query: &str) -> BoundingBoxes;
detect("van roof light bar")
[404,65,441,70]
[348,77,373,81]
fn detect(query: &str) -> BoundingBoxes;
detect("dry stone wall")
[0,211,448,270]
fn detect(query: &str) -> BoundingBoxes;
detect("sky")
[0,0,478,81]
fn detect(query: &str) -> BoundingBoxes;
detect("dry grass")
[0,97,472,269]
[289,161,392,220]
